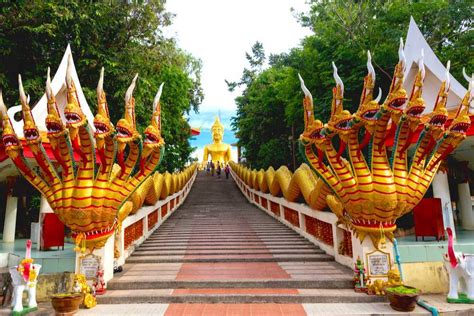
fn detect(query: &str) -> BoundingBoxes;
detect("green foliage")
[0,0,203,172]
[231,0,472,170]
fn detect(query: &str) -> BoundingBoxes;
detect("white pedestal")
[432,171,455,237]
[3,195,18,243]
[458,182,474,230]
[75,233,115,284]
[352,235,395,281]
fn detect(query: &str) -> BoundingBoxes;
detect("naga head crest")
[64,53,86,129]
[143,83,165,156]
[427,61,450,136]
[45,68,66,138]
[19,75,41,144]
[298,74,314,129]
[404,50,426,126]
[298,74,324,145]
[354,51,380,132]
[0,91,20,154]
[327,63,351,139]
[116,74,140,143]
[94,67,115,140]
[381,39,408,117]
[449,85,472,136]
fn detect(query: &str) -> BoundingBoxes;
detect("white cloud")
[165,0,311,114]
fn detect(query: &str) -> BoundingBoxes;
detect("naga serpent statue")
[298,39,473,247]
[0,55,165,250]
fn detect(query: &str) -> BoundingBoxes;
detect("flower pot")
[386,286,420,312]
[51,293,83,314]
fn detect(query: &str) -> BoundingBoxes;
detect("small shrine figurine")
[73,274,97,309]
[93,266,106,295]
[353,257,367,293]
[9,240,42,315]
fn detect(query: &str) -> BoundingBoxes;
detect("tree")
[231,0,473,170]
[0,0,203,171]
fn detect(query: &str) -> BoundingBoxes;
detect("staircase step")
[127,253,333,263]
[107,279,353,290]
[136,245,317,251]
[97,288,385,304]
[133,249,324,256]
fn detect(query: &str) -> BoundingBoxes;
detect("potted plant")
[51,293,83,314]
[385,285,421,312]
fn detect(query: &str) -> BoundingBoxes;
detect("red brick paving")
[175,262,291,280]
[164,303,306,316]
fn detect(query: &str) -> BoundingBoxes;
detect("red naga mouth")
[144,132,159,144]
[309,129,324,139]
[3,134,20,147]
[24,128,39,141]
[362,109,378,120]
[451,122,470,133]
[65,112,82,125]
[94,122,110,135]
[46,121,62,134]
[407,106,425,117]
[388,97,407,110]
[429,114,447,127]
[335,118,352,130]
[116,126,132,138]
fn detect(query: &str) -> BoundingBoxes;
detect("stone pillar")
[3,177,18,243]
[458,181,474,230]
[432,171,455,236]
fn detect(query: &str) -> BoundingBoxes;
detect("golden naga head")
[426,61,450,138]
[19,75,41,145]
[403,50,426,128]
[211,116,224,143]
[143,82,165,158]
[381,38,408,116]
[448,81,473,138]
[0,92,21,156]
[116,74,140,144]
[45,68,67,138]
[325,62,352,141]
[64,54,87,130]
[353,51,381,134]
[93,67,115,142]
[298,74,325,146]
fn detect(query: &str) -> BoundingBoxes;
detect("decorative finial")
[374,88,382,103]
[97,67,104,98]
[125,73,138,103]
[332,62,344,94]
[0,90,7,115]
[66,53,74,88]
[46,67,53,100]
[398,38,406,68]
[367,50,375,81]
[298,73,313,105]
[463,67,473,91]
[418,49,425,81]
[153,82,164,111]
[445,61,451,93]
[18,74,28,106]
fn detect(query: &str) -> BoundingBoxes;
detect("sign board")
[366,250,391,277]
[80,254,100,280]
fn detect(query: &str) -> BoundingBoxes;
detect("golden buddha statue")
[202,116,232,166]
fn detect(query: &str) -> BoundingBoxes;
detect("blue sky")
[165,0,311,159]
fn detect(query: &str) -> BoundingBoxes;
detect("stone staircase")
[99,173,384,305]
